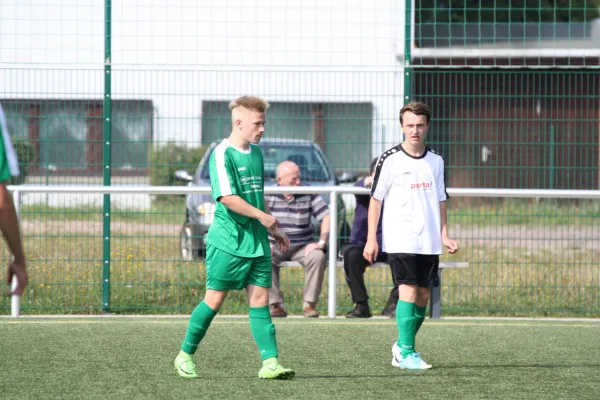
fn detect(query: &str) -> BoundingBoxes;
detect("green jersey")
[0,103,19,183]
[206,139,270,258]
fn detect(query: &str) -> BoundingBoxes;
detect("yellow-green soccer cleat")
[258,362,295,380]
[174,354,200,379]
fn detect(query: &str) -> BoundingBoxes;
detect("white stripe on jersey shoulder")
[214,140,233,196]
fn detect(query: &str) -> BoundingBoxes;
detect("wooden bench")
[278,261,469,319]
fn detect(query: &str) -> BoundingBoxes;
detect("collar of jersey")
[224,139,252,154]
[400,143,429,160]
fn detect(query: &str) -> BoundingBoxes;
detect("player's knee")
[248,285,269,307]
[417,287,430,302]
[204,289,227,310]
[398,283,418,302]
[253,294,269,307]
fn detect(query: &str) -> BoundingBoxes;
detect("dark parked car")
[174,138,356,260]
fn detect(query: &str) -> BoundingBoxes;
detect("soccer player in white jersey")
[174,96,295,380]
[363,101,458,370]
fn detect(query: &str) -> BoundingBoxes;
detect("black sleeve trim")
[371,144,402,196]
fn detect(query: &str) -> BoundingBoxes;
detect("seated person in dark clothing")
[343,157,398,318]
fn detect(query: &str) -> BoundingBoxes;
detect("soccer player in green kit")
[0,102,28,297]
[174,96,295,380]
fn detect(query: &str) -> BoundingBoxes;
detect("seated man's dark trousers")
[343,244,399,318]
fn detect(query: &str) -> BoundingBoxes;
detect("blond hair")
[399,101,431,126]
[229,96,270,113]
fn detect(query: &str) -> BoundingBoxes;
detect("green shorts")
[205,245,272,291]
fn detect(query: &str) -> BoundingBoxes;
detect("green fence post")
[403,0,412,106]
[549,123,555,189]
[102,0,112,313]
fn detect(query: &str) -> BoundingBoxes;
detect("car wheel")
[180,225,195,261]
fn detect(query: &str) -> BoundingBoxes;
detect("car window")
[262,144,331,182]
[199,142,332,182]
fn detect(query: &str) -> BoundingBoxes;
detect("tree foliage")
[8,139,34,185]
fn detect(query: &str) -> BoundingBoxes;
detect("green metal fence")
[1,1,599,316]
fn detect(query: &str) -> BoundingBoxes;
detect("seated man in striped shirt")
[265,161,330,318]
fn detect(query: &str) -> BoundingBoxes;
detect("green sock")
[396,300,417,358]
[415,305,427,334]
[249,306,279,361]
[181,301,218,355]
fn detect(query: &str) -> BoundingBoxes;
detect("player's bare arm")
[0,183,28,295]
[219,194,278,230]
[363,197,383,264]
[440,201,458,254]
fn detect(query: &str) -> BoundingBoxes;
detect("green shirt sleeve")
[0,128,11,183]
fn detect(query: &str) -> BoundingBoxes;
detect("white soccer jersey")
[371,144,448,255]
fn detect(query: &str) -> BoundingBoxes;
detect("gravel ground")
[20,220,600,250]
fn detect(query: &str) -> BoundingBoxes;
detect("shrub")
[149,142,207,202]
[8,138,34,185]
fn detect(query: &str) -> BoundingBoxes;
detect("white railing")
[7,185,600,318]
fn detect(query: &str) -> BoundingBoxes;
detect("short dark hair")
[399,101,431,126]
[370,157,378,174]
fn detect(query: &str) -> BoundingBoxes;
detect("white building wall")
[0,0,406,157]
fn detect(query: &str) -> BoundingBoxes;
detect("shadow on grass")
[294,374,421,379]
[437,363,600,369]
[280,363,600,379]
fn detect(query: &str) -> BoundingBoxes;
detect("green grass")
[1,317,599,400]
[448,198,600,227]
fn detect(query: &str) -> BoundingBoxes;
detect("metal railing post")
[11,190,21,318]
[102,0,113,313]
[327,189,338,318]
